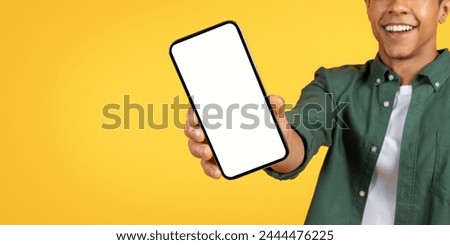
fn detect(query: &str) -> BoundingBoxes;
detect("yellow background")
[1,0,449,224]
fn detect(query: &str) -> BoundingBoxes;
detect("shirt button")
[370,145,378,153]
[383,101,390,107]
[375,78,382,84]
[388,74,395,81]
[435,82,440,88]
[359,191,366,197]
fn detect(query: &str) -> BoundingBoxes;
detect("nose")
[387,0,410,15]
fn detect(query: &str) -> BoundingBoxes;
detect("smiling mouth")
[383,24,417,33]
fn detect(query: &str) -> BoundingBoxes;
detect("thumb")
[268,94,286,118]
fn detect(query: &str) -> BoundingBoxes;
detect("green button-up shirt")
[265,49,450,224]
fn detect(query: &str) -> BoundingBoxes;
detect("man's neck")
[379,48,439,85]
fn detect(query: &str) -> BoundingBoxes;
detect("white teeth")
[384,25,414,32]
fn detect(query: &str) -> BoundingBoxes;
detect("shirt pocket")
[431,132,450,204]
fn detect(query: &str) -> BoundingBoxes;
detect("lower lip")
[384,28,416,39]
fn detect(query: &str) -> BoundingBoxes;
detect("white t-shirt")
[361,85,412,225]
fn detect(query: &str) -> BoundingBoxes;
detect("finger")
[188,139,213,160]
[268,94,291,132]
[184,121,206,142]
[186,107,199,128]
[268,94,286,118]
[201,159,221,179]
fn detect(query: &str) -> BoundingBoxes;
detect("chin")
[382,46,415,60]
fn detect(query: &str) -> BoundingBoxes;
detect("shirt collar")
[370,54,391,86]
[418,49,450,91]
[370,49,450,90]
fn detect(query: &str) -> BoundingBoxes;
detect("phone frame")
[169,20,289,179]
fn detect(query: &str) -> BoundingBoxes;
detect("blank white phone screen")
[170,22,288,179]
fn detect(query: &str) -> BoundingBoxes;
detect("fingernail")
[213,170,220,179]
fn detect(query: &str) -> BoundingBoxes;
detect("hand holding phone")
[184,94,293,179]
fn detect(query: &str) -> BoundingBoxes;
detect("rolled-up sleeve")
[264,67,335,180]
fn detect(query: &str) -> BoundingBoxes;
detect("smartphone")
[170,21,288,179]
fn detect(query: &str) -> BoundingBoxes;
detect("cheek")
[367,13,379,35]
[418,15,438,36]
[414,4,439,28]
[370,21,382,42]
